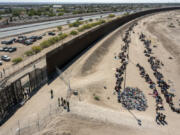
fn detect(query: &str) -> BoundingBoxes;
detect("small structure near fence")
[0,67,47,125]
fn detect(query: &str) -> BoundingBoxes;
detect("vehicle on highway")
[1,55,11,62]
[78,17,83,20]
[48,32,56,36]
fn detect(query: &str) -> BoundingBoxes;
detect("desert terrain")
[0,10,180,135]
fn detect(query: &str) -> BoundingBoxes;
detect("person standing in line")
[3,68,5,75]
[67,101,70,112]
[50,89,53,99]
[58,97,61,107]
[61,97,64,106]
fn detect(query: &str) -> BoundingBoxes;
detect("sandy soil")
[0,11,180,135]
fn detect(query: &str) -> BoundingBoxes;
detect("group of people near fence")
[58,97,70,112]
[50,89,70,112]
[139,33,180,114]
[114,23,137,103]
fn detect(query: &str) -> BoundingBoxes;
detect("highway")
[0,12,124,39]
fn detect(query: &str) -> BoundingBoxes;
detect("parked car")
[48,32,56,36]
[15,36,27,44]
[0,61,2,65]
[1,38,15,45]
[0,47,3,51]
[8,47,17,53]
[24,39,33,45]
[1,55,11,62]
[3,47,9,52]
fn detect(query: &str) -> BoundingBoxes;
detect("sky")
[0,0,179,3]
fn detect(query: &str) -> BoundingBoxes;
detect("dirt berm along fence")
[0,7,180,125]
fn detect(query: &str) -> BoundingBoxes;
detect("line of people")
[115,23,137,103]
[136,63,167,125]
[139,33,180,114]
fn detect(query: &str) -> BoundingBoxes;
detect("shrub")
[69,21,83,27]
[12,57,23,64]
[40,40,51,49]
[58,33,68,40]
[108,14,115,18]
[32,46,42,54]
[123,12,129,16]
[94,95,100,101]
[89,18,93,22]
[77,20,106,32]
[25,50,34,56]
[70,30,78,35]
[58,12,64,16]
[57,26,62,31]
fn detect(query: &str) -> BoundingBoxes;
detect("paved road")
[0,12,124,39]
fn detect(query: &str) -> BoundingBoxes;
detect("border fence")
[0,67,47,126]
[0,102,65,135]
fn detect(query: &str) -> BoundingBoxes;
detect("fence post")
[18,120,20,135]
[37,113,40,134]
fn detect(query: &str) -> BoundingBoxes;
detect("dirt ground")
[0,11,180,135]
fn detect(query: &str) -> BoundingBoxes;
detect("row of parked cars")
[0,46,17,53]
[1,35,43,46]
[1,32,56,46]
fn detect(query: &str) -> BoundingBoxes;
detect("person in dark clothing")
[50,89,53,99]
[58,98,61,107]
[67,101,70,112]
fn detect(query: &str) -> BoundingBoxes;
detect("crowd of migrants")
[115,23,148,111]
[136,64,167,125]
[121,87,148,111]
[139,33,180,114]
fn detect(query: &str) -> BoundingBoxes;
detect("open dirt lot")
[0,10,180,135]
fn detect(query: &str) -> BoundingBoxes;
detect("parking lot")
[0,24,74,73]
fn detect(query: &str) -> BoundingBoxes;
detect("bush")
[70,30,78,35]
[12,57,23,64]
[78,20,106,32]
[58,12,64,16]
[123,12,129,16]
[94,95,100,101]
[40,33,68,49]
[57,26,62,31]
[89,18,93,22]
[32,46,42,54]
[69,21,83,27]
[58,33,68,40]
[108,14,115,18]
[25,50,34,56]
